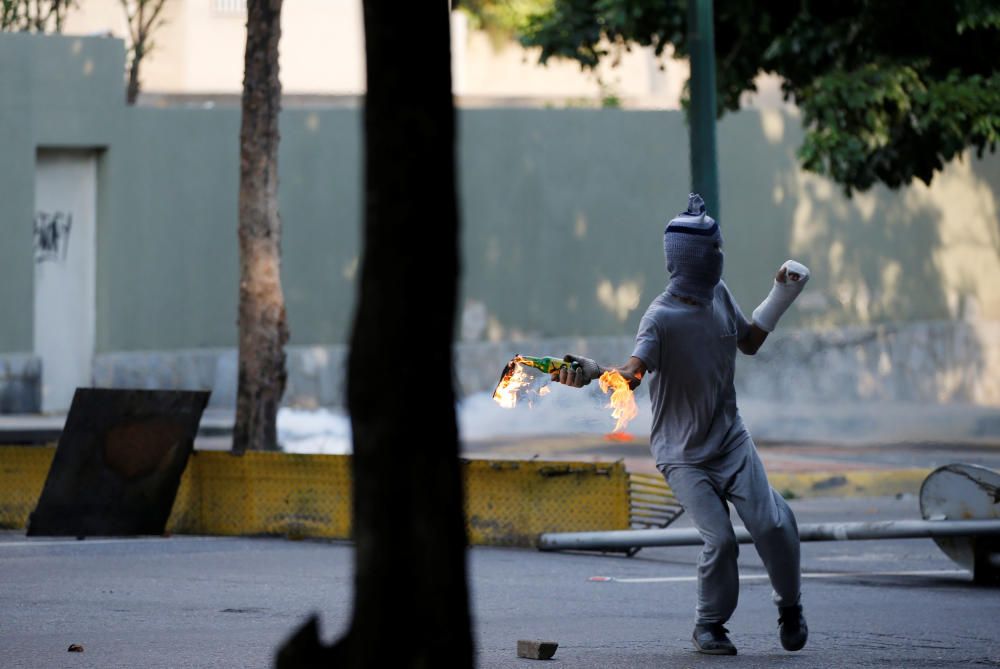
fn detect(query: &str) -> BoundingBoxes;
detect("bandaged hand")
[751,260,811,332]
[551,354,603,388]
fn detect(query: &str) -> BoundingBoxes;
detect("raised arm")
[738,324,769,356]
[741,260,811,355]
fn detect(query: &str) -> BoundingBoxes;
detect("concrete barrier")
[0,445,950,543]
[0,446,629,546]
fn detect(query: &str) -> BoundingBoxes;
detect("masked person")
[552,193,810,656]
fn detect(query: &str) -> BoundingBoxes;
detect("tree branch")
[141,0,167,36]
[119,0,140,45]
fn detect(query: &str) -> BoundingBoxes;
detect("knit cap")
[663,193,723,303]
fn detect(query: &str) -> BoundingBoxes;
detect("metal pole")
[537,519,1000,552]
[687,0,720,219]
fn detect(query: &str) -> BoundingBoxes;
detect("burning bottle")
[491,355,576,409]
[492,355,640,437]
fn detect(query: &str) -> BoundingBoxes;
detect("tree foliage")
[512,0,1000,193]
[1,0,74,32]
[455,0,550,37]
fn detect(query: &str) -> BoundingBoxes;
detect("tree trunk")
[232,0,288,454]
[275,2,472,667]
[126,43,142,105]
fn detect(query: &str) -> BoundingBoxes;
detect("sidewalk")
[0,408,236,444]
[461,433,1000,473]
[461,433,1000,498]
[457,398,1000,497]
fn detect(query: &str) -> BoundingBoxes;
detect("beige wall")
[176,0,365,94]
[280,0,365,93]
[64,0,365,95]
[63,2,692,104]
[62,0,188,91]
[451,11,688,106]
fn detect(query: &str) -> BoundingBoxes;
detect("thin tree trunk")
[120,0,168,106]
[126,44,142,105]
[275,2,472,667]
[232,0,288,454]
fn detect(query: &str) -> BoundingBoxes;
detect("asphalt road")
[1,496,998,669]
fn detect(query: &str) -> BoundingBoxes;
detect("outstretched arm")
[551,355,647,390]
[616,356,647,389]
[741,260,810,355]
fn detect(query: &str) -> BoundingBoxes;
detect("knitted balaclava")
[663,193,723,303]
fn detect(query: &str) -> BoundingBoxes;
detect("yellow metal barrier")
[167,451,353,539]
[464,460,629,546]
[0,446,55,529]
[1,447,629,546]
[3,446,932,543]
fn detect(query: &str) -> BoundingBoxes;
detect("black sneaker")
[778,604,808,651]
[692,623,737,655]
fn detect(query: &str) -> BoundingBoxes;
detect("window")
[212,0,246,15]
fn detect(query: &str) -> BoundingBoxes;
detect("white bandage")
[751,260,811,332]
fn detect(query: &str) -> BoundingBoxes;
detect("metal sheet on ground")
[27,388,210,537]
[920,463,1000,575]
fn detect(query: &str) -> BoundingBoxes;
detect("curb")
[768,468,931,500]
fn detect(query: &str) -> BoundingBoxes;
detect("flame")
[494,360,637,434]
[599,370,639,433]
[493,362,531,409]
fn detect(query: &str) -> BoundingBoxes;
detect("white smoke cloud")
[278,375,653,454]
[458,381,652,440]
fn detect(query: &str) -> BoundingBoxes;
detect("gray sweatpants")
[662,437,801,625]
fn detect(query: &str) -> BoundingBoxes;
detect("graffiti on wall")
[33,211,73,263]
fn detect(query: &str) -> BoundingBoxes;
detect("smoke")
[278,407,352,455]
[278,375,653,454]
[277,390,1000,454]
[458,381,652,440]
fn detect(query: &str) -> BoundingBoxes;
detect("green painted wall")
[2,33,999,356]
[99,108,240,350]
[97,107,362,351]
[0,33,124,353]
[458,109,688,342]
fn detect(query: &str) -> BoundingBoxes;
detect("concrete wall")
[3,33,1000,420]
[0,34,364,356]
[98,106,363,351]
[458,108,1000,340]
[62,0,367,95]
[0,34,123,353]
